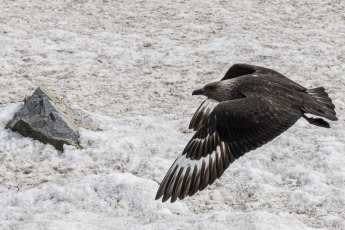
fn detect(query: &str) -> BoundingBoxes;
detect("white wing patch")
[157,135,233,202]
[189,99,219,131]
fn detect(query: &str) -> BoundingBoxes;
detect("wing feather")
[221,64,306,91]
[156,94,301,202]
[189,99,219,131]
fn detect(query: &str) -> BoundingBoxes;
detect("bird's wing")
[221,63,257,80]
[189,99,219,131]
[155,94,301,202]
[221,63,285,80]
[221,64,306,91]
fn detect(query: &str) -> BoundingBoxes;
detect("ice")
[1,0,345,229]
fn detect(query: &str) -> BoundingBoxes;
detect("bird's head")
[192,81,228,101]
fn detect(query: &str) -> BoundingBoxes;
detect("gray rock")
[6,87,98,151]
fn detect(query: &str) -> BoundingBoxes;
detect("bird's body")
[156,64,337,203]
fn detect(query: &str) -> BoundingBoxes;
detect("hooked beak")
[192,88,205,96]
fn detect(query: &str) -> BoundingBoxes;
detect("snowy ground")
[0,0,345,229]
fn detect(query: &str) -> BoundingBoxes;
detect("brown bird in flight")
[155,64,337,203]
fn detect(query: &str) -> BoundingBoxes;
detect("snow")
[0,0,344,229]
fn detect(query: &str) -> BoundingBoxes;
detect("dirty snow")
[0,0,345,229]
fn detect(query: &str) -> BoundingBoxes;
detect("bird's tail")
[301,87,337,123]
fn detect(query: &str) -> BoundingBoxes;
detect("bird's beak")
[192,88,205,96]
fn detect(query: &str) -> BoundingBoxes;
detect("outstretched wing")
[221,63,257,80]
[221,63,284,80]
[222,64,306,91]
[156,94,301,202]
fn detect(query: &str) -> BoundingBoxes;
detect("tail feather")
[304,87,337,121]
[307,87,335,110]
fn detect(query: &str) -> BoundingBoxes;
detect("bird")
[155,63,338,203]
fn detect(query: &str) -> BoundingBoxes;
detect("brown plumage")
[155,64,338,203]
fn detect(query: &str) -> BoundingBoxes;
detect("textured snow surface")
[1,0,345,229]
